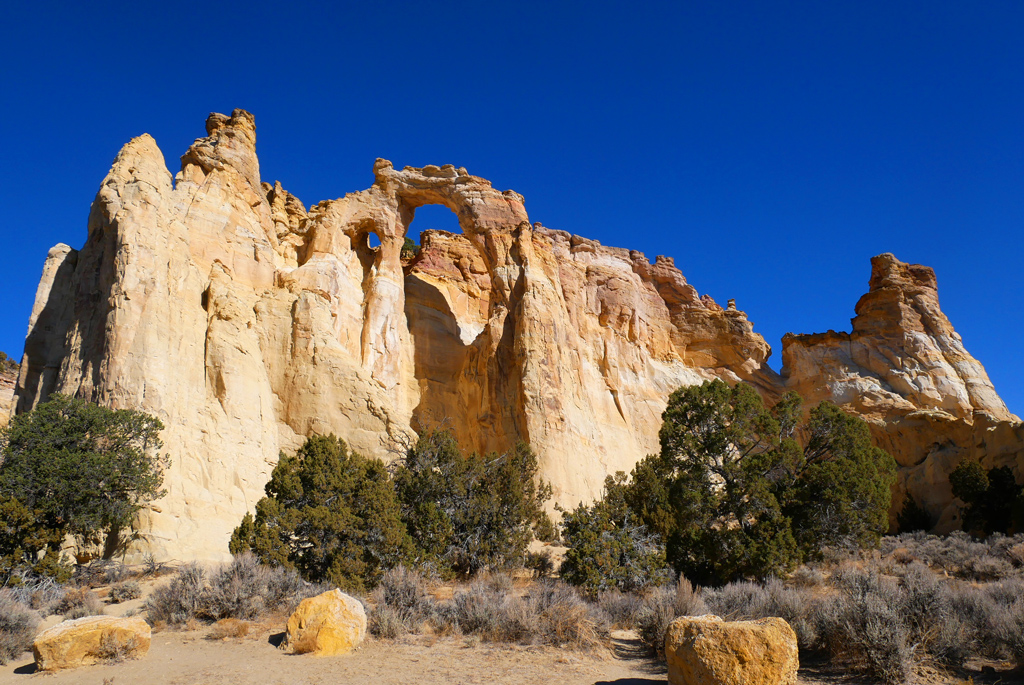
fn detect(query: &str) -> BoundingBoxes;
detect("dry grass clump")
[108,580,142,604]
[96,632,141,663]
[144,554,321,627]
[55,586,104,619]
[0,592,38,665]
[636,576,707,656]
[527,582,608,649]
[207,618,250,640]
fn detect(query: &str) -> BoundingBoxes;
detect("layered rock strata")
[13,110,1021,558]
[14,110,781,561]
[782,253,1021,530]
[0,363,16,430]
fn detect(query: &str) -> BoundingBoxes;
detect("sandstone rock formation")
[11,109,1021,560]
[781,253,1023,530]
[284,589,366,656]
[0,362,16,430]
[665,615,798,685]
[33,615,151,671]
[13,109,781,561]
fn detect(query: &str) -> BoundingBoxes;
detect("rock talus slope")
[13,110,782,561]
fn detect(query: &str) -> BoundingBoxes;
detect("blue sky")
[2,2,1022,414]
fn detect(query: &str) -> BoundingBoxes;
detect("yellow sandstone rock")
[11,108,1022,562]
[665,615,798,685]
[284,589,366,656]
[32,615,151,671]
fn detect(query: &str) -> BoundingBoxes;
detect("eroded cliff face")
[782,253,1022,530]
[0,364,16,430]
[14,110,1021,558]
[14,110,781,561]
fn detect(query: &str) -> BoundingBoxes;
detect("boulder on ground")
[33,615,151,671]
[665,614,798,685]
[284,589,366,656]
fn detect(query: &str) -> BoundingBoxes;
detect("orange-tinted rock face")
[782,253,1021,530]
[12,110,1021,558]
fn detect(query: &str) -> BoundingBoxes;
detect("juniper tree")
[392,430,554,577]
[230,434,412,591]
[0,393,166,568]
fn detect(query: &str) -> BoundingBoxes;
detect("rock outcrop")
[33,616,151,671]
[0,362,16,430]
[782,253,1023,530]
[11,110,1021,559]
[13,110,780,561]
[284,589,366,656]
[665,615,798,685]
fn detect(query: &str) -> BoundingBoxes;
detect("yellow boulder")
[284,589,366,656]
[33,615,151,671]
[665,614,798,685]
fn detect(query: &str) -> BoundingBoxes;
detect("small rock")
[665,614,798,685]
[284,589,366,656]
[33,615,151,671]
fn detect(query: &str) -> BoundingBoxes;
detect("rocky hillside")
[11,109,1022,560]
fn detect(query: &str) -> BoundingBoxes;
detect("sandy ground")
[1,628,669,685]
[3,623,1023,684]
[2,576,1020,685]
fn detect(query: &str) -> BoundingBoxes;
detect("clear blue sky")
[2,2,1022,414]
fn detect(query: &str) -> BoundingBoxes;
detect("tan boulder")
[32,615,151,671]
[665,615,798,685]
[284,589,366,656]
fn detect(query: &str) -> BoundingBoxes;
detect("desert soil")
[2,625,1021,685]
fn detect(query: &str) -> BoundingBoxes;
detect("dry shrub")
[528,582,608,650]
[56,586,104,619]
[429,577,608,649]
[207,618,250,640]
[205,553,312,620]
[447,580,532,642]
[96,632,140,663]
[368,567,432,639]
[109,580,142,604]
[5,576,67,617]
[144,563,206,625]
[0,593,38,665]
[790,565,825,588]
[637,576,707,656]
[145,555,319,627]
[74,560,131,588]
[815,569,911,685]
[597,589,644,629]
